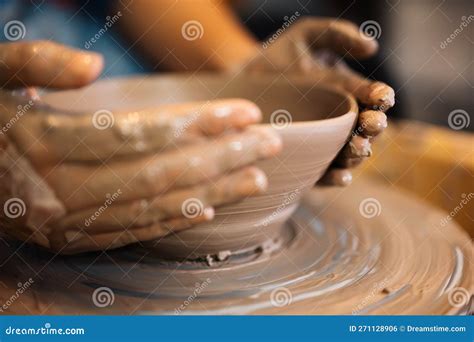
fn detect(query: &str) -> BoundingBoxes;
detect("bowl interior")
[42,73,355,124]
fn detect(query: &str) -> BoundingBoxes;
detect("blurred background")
[1,0,471,130]
[234,0,473,130]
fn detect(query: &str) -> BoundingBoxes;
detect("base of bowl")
[146,203,300,261]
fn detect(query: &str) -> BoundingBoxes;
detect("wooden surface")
[357,120,473,237]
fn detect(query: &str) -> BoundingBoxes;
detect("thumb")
[0,40,103,90]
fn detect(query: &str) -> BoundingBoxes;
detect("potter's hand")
[0,40,102,251]
[0,41,281,254]
[243,18,394,186]
[0,40,103,90]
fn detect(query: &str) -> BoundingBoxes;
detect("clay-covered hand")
[0,41,281,254]
[242,17,395,186]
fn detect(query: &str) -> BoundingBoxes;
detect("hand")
[0,41,281,254]
[242,18,395,186]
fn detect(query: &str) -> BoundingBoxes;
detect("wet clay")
[40,73,358,259]
[0,82,284,253]
[0,179,471,314]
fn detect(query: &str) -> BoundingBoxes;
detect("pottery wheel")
[0,179,471,314]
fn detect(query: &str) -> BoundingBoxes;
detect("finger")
[341,71,395,110]
[339,135,372,159]
[159,208,215,232]
[171,99,262,136]
[0,41,103,89]
[297,18,378,59]
[43,128,281,211]
[7,99,262,164]
[358,110,387,137]
[0,135,66,230]
[317,168,352,186]
[52,207,215,254]
[333,135,371,169]
[55,167,267,230]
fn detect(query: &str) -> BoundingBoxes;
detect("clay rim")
[40,72,359,127]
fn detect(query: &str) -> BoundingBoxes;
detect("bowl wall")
[43,74,358,259]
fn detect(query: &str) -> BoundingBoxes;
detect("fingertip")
[355,38,378,59]
[233,99,262,126]
[199,99,262,135]
[347,135,372,158]
[71,51,104,87]
[257,128,283,157]
[202,206,215,221]
[359,110,387,137]
[235,167,269,196]
[245,100,263,122]
[247,166,269,193]
[339,169,353,186]
[334,169,353,186]
[369,82,395,110]
[169,206,215,230]
[88,51,104,77]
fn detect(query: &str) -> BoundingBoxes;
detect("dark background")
[235,0,473,130]
[1,0,472,131]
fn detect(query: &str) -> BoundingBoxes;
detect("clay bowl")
[42,73,358,260]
